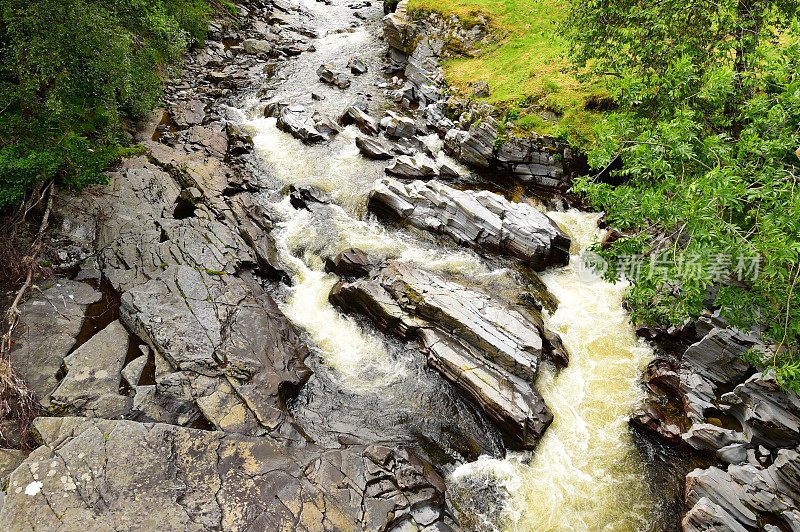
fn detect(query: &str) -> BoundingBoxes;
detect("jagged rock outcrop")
[385,153,439,178]
[0,417,449,531]
[720,371,800,449]
[83,120,312,437]
[382,0,416,55]
[442,118,569,189]
[356,136,393,159]
[683,447,800,531]
[368,178,571,270]
[629,312,800,530]
[330,260,559,449]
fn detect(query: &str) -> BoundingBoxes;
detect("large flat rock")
[0,417,448,531]
[368,178,570,270]
[8,280,101,407]
[49,320,131,418]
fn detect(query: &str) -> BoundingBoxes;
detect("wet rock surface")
[368,178,571,270]
[330,260,560,449]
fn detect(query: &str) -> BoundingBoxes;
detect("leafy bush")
[0,0,212,209]
[567,0,800,389]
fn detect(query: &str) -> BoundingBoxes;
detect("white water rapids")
[228,0,664,527]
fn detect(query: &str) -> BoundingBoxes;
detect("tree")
[0,0,211,209]
[566,0,800,389]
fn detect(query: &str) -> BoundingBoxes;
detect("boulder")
[289,184,332,210]
[0,417,448,531]
[241,38,272,55]
[317,64,350,89]
[385,153,439,179]
[382,0,416,55]
[276,109,325,143]
[330,261,561,448]
[311,111,342,141]
[347,57,367,75]
[381,111,415,138]
[340,104,379,135]
[355,136,392,159]
[324,248,373,278]
[368,178,571,270]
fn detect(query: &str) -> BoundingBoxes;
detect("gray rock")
[385,153,439,179]
[311,111,342,140]
[340,104,379,135]
[169,99,205,128]
[317,64,350,88]
[682,423,748,453]
[50,320,132,418]
[347,56,367,75]
[9,280,101,407]
[122,354,148,388]
[381,111,416,138]
[368,179,571,270]
[241,38,272,55]
[383,0,416,54]
[0,417,448,531]
[276,109,325,143]
[330,261,558,448]
[459,117,498,168]
[356,136,393,159]
[324,248,373,278]
[289,184,331,210]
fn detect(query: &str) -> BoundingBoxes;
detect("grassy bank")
[407,0,608,147]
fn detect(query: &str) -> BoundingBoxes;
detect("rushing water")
[449,211,662,531]
[230,0,668,528]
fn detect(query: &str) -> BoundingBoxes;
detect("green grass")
[407,0,608,148]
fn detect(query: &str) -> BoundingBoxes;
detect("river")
[227,0,671,528]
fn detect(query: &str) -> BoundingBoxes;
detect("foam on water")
[450,210,658,531]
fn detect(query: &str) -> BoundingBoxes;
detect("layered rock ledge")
[330,260,564,449]
[368,178,571,270]
[631,313,800,530]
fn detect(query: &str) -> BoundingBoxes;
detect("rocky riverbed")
[1,0,798,530]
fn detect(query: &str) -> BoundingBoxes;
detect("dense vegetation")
[408,0,800,388]
[0,0,214,209]
[566,0,800,389]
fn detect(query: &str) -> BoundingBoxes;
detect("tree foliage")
[566,0,800,389]
[0,0,211,209]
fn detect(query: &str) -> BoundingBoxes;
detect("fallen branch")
[1,180,54,360]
